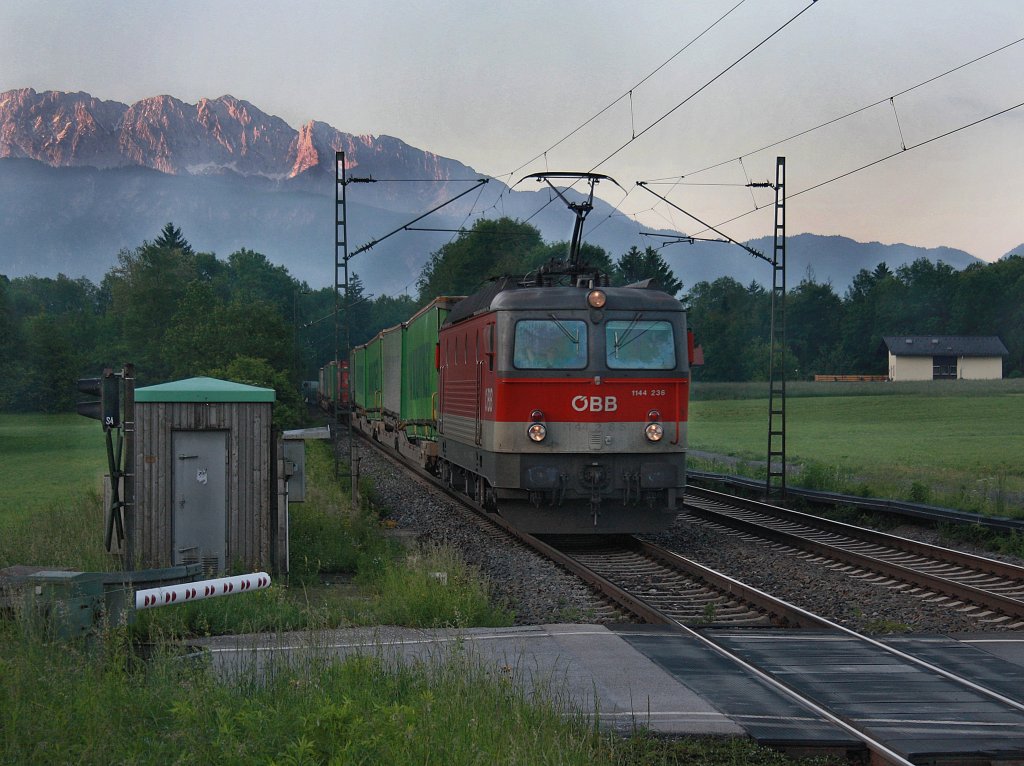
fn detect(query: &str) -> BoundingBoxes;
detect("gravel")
[355,442,619,625]
[355,439,1024,635]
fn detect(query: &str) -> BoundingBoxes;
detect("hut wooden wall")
[133,402,273,571]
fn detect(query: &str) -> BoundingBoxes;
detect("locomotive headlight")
[587,289,607,309]
[644,422,665,442]
[528,423,547,442]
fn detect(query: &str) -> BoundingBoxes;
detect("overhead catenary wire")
[556,1,820,245]
[501,0,749,183]
[475,0,754,230]
[454,10,1021,266]
[642,34,1024,184]
[680,98,1024,240]
[588,0,820,173]
[792,99,1024,199]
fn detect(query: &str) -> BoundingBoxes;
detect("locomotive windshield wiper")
[613,312,647,354]
[548,314,580,345]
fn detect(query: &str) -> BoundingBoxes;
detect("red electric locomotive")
[436,273,690,533]
[432,173,691,533]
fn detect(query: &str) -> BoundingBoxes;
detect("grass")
[688,380,1024,516]
[0,414,108,525]
[691,378,1024,401]
[1,624,606,764]
[1,622,833,765]
[0,414,839,765]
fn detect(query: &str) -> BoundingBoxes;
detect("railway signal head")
[75,369,120,430]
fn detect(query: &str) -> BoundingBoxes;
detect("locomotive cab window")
[606,320,676,370]
[514,319,587,369]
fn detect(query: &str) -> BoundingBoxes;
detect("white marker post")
[135,572,271,610]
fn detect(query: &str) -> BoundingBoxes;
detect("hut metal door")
[172,430,227,570]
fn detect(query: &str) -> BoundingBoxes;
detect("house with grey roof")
[881,336,1009,381]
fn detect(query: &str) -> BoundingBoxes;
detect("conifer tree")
[154,222,194,254]
[614,245,683,297]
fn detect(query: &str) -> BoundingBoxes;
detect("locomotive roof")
[443,277,682,326]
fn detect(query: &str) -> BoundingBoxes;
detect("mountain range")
[1,87,1009,296]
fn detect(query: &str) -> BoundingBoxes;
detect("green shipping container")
[351,344,378,419]
[364,334,384,418]
[402,296,462,440]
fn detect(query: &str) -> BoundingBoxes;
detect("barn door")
[172,430,227,570]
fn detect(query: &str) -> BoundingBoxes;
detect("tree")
[787,279,843,376]
[684,277,769,380]
[14,312,84,412]
[0,277,19,408]
[164,285,293,380]
[218,248,298,315]
[521,240,615,277]
[841,264,904,373]
[613,245,683,297]
[952,255,1024,375]
[106,243,199,377]
[417,218,544,301]
[204,355,304,430]
[154,222,194,255]
[369,294,419,336]
[894,258,958,334]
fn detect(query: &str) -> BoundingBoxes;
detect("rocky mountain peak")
[0,88,127,167]
[290,120,326,177]
[0,88,477,184]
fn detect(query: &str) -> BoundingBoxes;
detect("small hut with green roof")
[132,376,280,573]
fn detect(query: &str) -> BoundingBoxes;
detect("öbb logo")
[571,395,618,413]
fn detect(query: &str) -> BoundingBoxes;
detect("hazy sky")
[2,0,1022,261]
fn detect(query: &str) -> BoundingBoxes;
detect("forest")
[1,219,1021,423]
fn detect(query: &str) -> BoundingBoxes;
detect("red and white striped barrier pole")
[135,572,272,610]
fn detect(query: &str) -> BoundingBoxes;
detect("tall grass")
[2,618,828,765]
[0,619,609,765]
[0,486,112,571]
[133,440,512,639]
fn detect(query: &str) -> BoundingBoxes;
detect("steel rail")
[350,432,911,762]
[684,494,1024,621]
[539,535,818,628]
[688,485,1024,581]
[688,470,1024,533]
[351,427,835,627]
[628,539,833,629]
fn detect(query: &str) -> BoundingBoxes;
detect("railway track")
[684,486,1024,628]
[350,428,830,629]
[353,431,1024,763]
[536,534,831,629]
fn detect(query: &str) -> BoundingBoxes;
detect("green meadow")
[0,414,107,524]
[688,380,1024,515]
